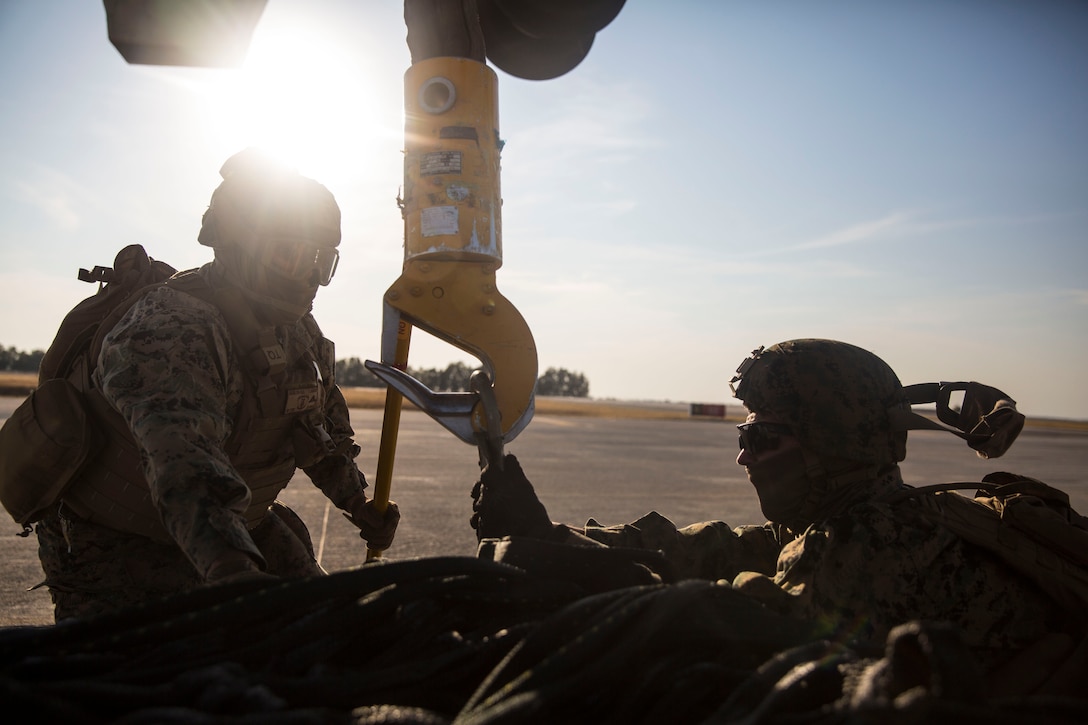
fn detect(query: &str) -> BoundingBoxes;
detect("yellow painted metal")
[366,317,411,563]
[403,57,503,264]
[386,55,537,439]
[385,258,536,437]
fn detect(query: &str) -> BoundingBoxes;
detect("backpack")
[0,244,177,532]
[38,244,178,386]
[887,472,1088,617]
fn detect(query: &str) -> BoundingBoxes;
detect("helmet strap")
[211,250,315,325]
[790,449,830,530]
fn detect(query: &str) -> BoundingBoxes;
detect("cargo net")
[1,555,1084,723]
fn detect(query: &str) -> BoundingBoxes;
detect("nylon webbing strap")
[892,381,1024,458]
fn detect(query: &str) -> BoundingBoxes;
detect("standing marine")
[31,149,400,621]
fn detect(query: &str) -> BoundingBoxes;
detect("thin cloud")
[790,211,916,251]
[504,272,612,297]
[574,198,638,216]
[558,236,875,281]
[909,209,1088,234]
[504,79,659,173]
[1061,288,1088,306]
[12,171,83,231]
[742,208,1068,259]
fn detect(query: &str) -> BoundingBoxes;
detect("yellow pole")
[366,317,412,562]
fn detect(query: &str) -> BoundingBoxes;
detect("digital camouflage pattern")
[576,465,1066,669]
[473,337,1082,691]
[731,340,909,465]
[37,501,323,620]
[580,512,785,583]
[37,505,202,619]
[36,283,365,619]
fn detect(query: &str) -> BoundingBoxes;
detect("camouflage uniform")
[574,466,1064,666]
[551,339,1074,673]
[37,282,366,620]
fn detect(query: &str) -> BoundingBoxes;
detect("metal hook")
[365,358,479,445]
[470,369,504,470]
[370,56,537,451]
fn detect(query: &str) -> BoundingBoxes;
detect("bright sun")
[201,14,394,185]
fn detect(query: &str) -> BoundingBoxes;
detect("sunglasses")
[737,422,794,456]
[265,241,340,286]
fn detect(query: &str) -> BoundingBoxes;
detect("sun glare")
[200,19,395,185]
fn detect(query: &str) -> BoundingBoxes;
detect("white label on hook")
[421,151,462,175]
[446,184,470,202]
[421,206,459,237]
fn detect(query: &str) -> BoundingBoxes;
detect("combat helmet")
[730,339,1025,465]
[730,339,909,466]
[197,149,342,323]
[198,149,341,288]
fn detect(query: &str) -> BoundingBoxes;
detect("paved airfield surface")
[1,399,1085,627]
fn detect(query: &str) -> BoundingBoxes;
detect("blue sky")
[1,1,1086,420]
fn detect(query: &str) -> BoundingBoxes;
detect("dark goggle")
[737,422,793,456]
[265,242,340,286]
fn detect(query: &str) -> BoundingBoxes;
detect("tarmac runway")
[2,398,1085,627]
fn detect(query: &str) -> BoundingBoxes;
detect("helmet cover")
[731,339,908,465]
[198,149,341,254]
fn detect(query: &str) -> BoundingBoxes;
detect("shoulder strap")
[165,270,335,464]
[81,281,174,389]
[887,475,1087,528]
[39,245,178,387]
[166,271,288,379]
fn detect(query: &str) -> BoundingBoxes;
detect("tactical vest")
[61,269,339,543]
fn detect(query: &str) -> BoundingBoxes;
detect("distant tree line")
[335,358,476,391]
[535,367,589,397]
[336,357,590,398]
[2,344,591,398]
[0,346,44,372]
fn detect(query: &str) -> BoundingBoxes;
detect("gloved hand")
[344,493,401,551]
[470,454,554,541]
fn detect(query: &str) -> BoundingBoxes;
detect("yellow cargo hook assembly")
[385,56,537,445]
[365,57,538,559]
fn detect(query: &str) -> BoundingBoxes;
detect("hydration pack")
[0,245,177,531]
[889,472,1088,617]
[38,244,179,385]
